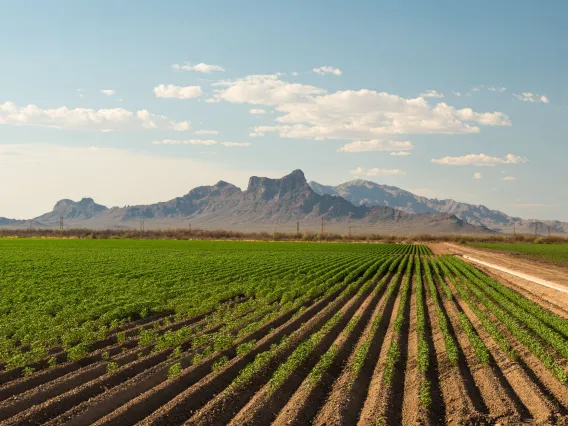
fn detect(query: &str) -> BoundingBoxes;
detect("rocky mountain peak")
[247,169,310,200]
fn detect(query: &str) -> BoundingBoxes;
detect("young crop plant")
[447,258,567,383]
[67,343,89,361]
[430,258,491,365]
[383,255,414,386]
[458,312,490,365]
[268,311,343,393]
[423,259,459,365]
[106,361,119,374]
[453,259,568,359]
[303,259,398,393]
[212,355,229,372]
[439,258,517,360]
[414,257,431,407]
[168,362,183,379]
[459,260,568,340]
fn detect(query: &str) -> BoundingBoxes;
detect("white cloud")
[488,86,506,93]
[212,74,510,141]
[172,62,225,73]
[210,74,325,105]
[76,89,85,98]
[249,108,266,115]
[154,84,203,99]
[390,151,411,156]
[0,101,190,132]
[513,92,549,103]
[152,139,216,145]
[0,144,278,219]
[366,168,405,176]
[473,172,482,179]
[338,140,413,153]
[101,89,116,96]
[291,72,298,76]
[420,89,444,98]
[503,176,516,181]
[312,66,342,76]
[351,167,405,176]
[254,96,510,140]
[452,91,462,97]
[221,142,250,147]
[432,153,528,166]
[194,130,219,135]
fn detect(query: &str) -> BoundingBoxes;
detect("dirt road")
[429,242,568,316]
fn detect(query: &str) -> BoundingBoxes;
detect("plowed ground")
[1,253,568,426]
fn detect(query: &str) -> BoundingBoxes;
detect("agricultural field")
[0,239,567,425]
[469,242,568,266]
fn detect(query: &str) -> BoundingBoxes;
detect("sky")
[1,0,567,220]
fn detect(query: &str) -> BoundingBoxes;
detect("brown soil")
[353,279,406,425]
[3,255,568,426]
[438,277,519,423]
[447,271,567,424]
[270,273,394,426]
[182,274,377,426]
[425,282,486,425]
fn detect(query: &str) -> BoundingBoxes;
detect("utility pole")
[548,226,551,238]
[297,221,300,233]
[59,216,64,231]
[534,219,538,237]
[188,223,192,232]
[29,220,32,230]
[140,219,144,232]
[321,217,324,236]
[348,226,351,237]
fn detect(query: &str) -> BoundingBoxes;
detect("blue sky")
[1,0,566,220]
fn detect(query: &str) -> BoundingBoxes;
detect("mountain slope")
[35,198,109,225]
[0,170,491,234]
[309,179,567,234]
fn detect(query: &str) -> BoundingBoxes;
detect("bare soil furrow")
[71,275,352,426]
[0,313,209,400]
[400,276,422,425]
[0,311,212,388]
[448,271,561,423]
[440,284,519,423]
[425,285,480,425]
[3,302,271,426]
[340,269,406,426]
[179,275,379,426]
[0,320,223,425]
[271,273,395,426]
[230,273,393,426]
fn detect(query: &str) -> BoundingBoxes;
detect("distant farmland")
[0,239,567,424]
[470,241,568,266]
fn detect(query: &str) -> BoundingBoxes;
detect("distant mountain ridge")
[309,179,567,234]
[0,170,488,234]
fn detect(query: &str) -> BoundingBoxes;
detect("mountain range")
[309,179,567,234]
[0,169,564,235]
[0,170,489,234]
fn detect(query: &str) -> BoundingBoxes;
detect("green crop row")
[414,257,431,407]
[382,255,414,385]
[444,257,567,383]
[423,259,459,365]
